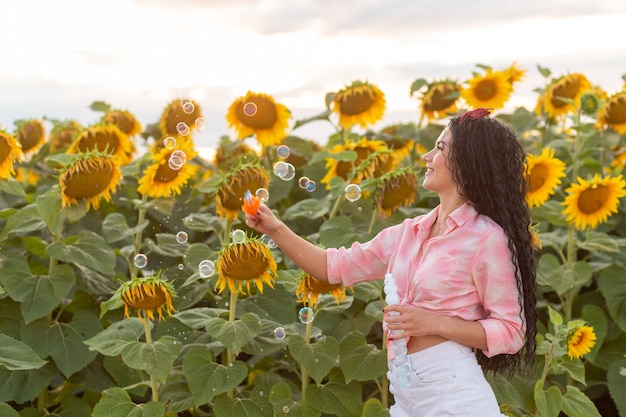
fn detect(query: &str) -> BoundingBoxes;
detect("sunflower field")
[0,63,625,417]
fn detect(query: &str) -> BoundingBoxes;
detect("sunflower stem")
[301,319,313,402]
[141,314,160,402]
[132,193,149,277]
[368,207,378,235]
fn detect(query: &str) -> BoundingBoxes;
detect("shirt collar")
[413,202,476,234]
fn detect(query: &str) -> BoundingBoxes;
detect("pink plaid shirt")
[326,203,524,358]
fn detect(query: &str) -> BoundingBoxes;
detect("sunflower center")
[221,244,269,281]
[425,85,459,111]
[105,111,135,135]
[78,129,120,153]
[528,164,548,191]
[380,175,415,210]
[338,90,375,115]
[123,284,167,310]
[474,79,497,101]
[18,122,45,152]
[63,159,116,199]
[154,162,180,183]
[237,97,278,129]
[551,78,580,108]
[604,96,626,124]
[577,184,610,214]
[219,168,268,211]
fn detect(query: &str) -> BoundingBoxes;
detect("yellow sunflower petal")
[562,174,626,230]
[0,131,23,179]
[525,147,567,208]
[567,325,597,359]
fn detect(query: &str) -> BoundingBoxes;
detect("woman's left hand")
[383,304,442,339]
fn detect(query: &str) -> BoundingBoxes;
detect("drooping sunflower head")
[597,92,626,135]
[215,236,277,295]
[216,163,269,220]
[137,139,199,199]
[15,118,46,155]
[610,147,626,172]
[418,80,461,124]
[67,124,134,166]
[0,130,23,179]
[375,167,420,218]
[461,68,512,110]
[226,91,291,147]
[562,174,626,230]
[353,148,399,185]
[543,73,592,118]
[332,80,386,129]
[119,271,176,320]
[213,136,260,169]
[566,322,597,360]
[524,147,567,208]
[159,98,204,139]
[49,120,83,153]
[378,124,420,162]
[102,109,143,137]
[320,137,389,188]
[59,152,123,211]
[295,271,348,309]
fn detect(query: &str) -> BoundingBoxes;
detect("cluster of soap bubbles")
[273,161,296,181]
[298,176,317,192]
[198,260,216,278]
[180,98,207,131]
[168,150,187,170]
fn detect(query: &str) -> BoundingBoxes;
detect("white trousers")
[387,340,506,417]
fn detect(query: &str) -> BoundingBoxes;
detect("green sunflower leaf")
[339,331,388,382]
[561,385,602,417]
[0,363,57,404]
[0,334,47,371]
[35,188,63,238]
[304,381,363,417]
[119,336,182,383]
[92,387,164,417]
[46,229,116,276]
[596,264,626,331]
[0,259,75,323]
[533,380,563,417]
[213,394,268,417]
[183,347,248,404]
[0,204,46,241]
[362,398,390,417]
[204,312,262,354]
[84,318,145,356]
[288,334,339,385]
[102,212,149,244]
[0,402,20,417]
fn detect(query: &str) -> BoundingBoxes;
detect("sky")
[2,0,626,155]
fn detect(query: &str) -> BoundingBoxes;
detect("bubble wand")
[242,189,261,215]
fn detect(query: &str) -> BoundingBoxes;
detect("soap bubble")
[274,327,286,340]
[282,163,296,181]
[176,122,190,136]
[181,99,195,114]
[276,145,290,159]
[282,406,289,413]
[255,187,269,203]
[298,177,310,189]
[273,161,289,178]
[261,234,276,248]
[305,180,317,192]
[194,117,207,131]
[314,334,326,342]
[163,136,176,149]
[231,229,246,243]
[176,231,188,244]
[198,260,215,278]
[344,184,362,202]
[298,307,315,324]
[243,102,257,116]
[133,253,148,269]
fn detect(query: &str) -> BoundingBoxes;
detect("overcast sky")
[2,0,625,151]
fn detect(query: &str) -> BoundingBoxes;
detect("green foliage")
[1,65,625,417]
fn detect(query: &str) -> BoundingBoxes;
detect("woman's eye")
[436,143,444,151]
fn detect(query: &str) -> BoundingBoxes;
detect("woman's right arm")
[245,204,329,281]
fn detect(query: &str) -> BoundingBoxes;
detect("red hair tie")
[459,108,493,124]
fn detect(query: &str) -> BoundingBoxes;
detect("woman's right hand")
[244,203,281,236]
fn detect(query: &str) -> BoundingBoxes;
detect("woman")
[245,108,537,417]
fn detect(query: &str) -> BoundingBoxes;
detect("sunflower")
[418,80,461,124]
[543,73,592,118]
[461,69,512,110]
[0,131,23,179]
[567,324,596,360]
[215,237,277,295]
[525,148,567,208]
[503,61,526,85]
[67,124,134,166]
[375,168,419,217]
[320,137,389,189]
[562,174,626,230]
[15,118,46,155]
[596,92,626,135]
[159,98,204,139]
[49,120,83,153]
[378,124,417,161]
[295,271,348,309]
[60,153,123,211]
[332,80,386,129]
[102,109,143,137]
[119,272,176,320]
[137,139,199,198]
[226,91,291,147]
[216,164,269,220]
[610,147,626,171]
[213,137,259,169]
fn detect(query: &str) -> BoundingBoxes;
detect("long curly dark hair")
[447,112,537,375]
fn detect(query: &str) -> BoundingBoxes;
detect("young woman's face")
[421,128,455,193]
